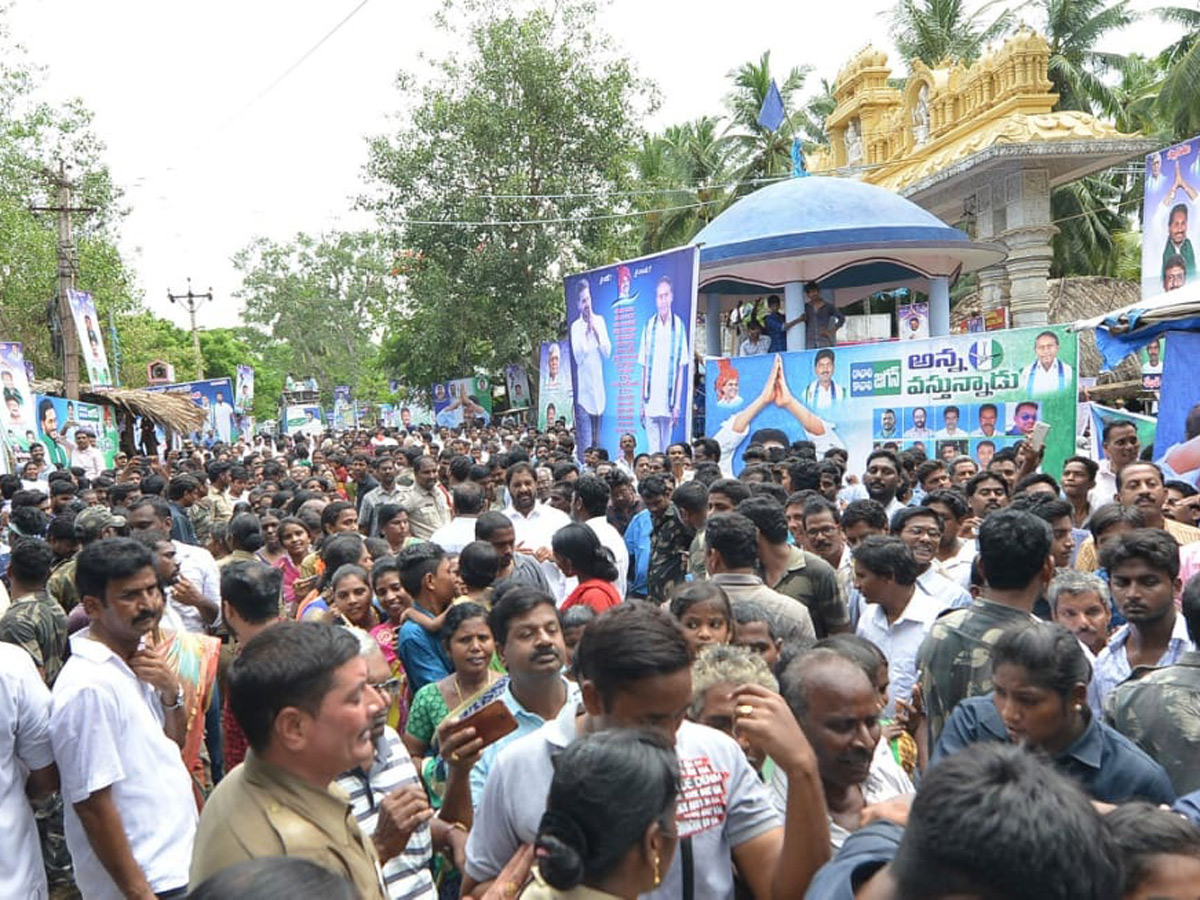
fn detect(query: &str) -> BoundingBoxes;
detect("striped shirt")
[336,727,436,900]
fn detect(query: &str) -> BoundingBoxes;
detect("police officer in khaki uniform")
[191,622,394,898]
[400,456,450,541]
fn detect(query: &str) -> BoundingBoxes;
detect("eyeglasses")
[370,678,402,695]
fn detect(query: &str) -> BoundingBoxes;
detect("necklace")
[453,670,496,705]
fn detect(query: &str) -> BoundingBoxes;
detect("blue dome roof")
[690,176,1003,295]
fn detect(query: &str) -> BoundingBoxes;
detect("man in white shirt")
[1022,330,1074,398]
[126,498,221,633]
[891,506,973,612]
[429,481,485,554]
[503,463,571,601]
[211,391,235,444]
[71,429,105,480]
[50,538,196,899]
[0,644,59,900]
[801,349,848,411]
[638,276,689,454]
[570,475,629,598]
[1089,420,1141,509]
[569,278,611,455]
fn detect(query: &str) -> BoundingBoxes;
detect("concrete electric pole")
[167,278,213,381]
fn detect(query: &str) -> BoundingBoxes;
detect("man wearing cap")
[47,506,125,614]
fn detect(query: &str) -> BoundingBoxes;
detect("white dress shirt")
[429,516,480,555]
[505,504,573,601]
[856,588,945,714]
[50,634,197,899]
[172,540,221,633]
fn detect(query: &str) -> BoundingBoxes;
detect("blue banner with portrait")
[564,246,698,459]
[145,378,239,445]
[705,325,1078,478]
[1155,330,1200,487]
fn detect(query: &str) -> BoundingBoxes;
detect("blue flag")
[757,79,785,132]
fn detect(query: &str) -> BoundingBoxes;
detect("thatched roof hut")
[953,276,1145,389]
[29,380,207,433]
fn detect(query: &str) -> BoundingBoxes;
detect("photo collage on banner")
[235,365,255,415]
[706,325,1078,477]
[1153,330,1200,486]
[33,395,121,469]
[145,378,239,445]
[1,342,38,453]
[432,376,492,428]
[1143,137,1199,301]
[564,245,698,458]
[67,289,113,387]
[537,340,573,430]
[504,364,532,409]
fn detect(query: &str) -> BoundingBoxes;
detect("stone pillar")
[1000,168,1056,327]
[705,293,722,356]
[970,182,1010,310]
[784,281,806,351]
[928,276,951,336]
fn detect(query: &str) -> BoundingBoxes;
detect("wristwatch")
[162,683,185,710]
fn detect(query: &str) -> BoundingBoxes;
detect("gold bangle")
[447,821,469,834]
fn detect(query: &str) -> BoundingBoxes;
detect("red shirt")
[561,578,621,614]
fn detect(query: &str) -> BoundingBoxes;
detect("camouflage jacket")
[762,545,850,639]
[191,498,214,545]
[1104,650,1200,796]
[0,590,69,686]
[647,504,695,603]
[47,557,79,613]
[917,598,1037,747]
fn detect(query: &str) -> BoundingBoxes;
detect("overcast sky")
[8,0,1162,332]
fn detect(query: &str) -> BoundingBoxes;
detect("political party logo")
[850,360,902,397]
[968,339,1004,371]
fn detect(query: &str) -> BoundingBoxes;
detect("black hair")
[889,505,943,536]
[637,473,670,500]
[704,512,760,569]
[965,469,1010,498]
[1114,460,1165,493]
[186,857,357,900]
[459,540,501,591]
[575,604,691,707]
[376,503,408,531]
[668,581,733,626]
[129,494,173,525]
[167,474,200,501]
[475,510,514,541]
[535,729,679,891]
[865,448,900,474]
[1101,418,1138,444]
[786,458,821,492]
[488,582,560,647]
[671,480,708,515]
[800,495,840,524]
[992,620,1092,698]
[449,455,474,482]
[1013,472,1060,496]
[1087,502,1146,542]
[731,600,776,637]
[735,496,789,544]
[9,506,50,540]
[75,538,157,605]
[693,437,721,463]
[574,475,611,518]
[1008,492,1073,525]
[841,498,888,531]
[49,479,77,497]
[221,560,284,624]
[8,537,54,585]
[317,534,367,592]
[708,478,751,507]
[853,535,919,586]
[891,743,1121,900]
[922,488,968,521]
[449,481,485,517]
[320,500,356,533]
[552,523,619,583]
[1099,528,1181,580]
[1063,455,1099,481]
[328,564,369,596]
[977,509,1052,590]
[440,601,492,649]
[229,512,265,552]
[506,461,537,486]
[1107,802,1200,896]
[815,633,886,685]
[914,459,945,489]
[228,621,362,753]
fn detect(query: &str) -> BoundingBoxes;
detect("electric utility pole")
[167,277,213,380]
[31,161,95,400]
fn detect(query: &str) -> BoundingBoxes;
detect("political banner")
[67,289,113,387]
[705,324,1078,478]
[504,364,532,408]
[898,302,929,341]
[145,378,239,444]
[235,364,255,414]
[432,376,492,428]
[565,246,698,457]
[282,404,325,438]
[333,385,354,429]
[537,340,573,430]
[1,342,38,453]
[1089,403,1156,463]
[33,395,121,470]
[1143,137,1200,301]
[1155,331,1200,486]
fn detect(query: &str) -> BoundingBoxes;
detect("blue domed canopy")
[692,176,1005,305]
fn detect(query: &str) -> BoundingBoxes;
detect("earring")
[653,852,661,887]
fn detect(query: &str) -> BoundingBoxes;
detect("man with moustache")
[50,539,196,899]
[1089,420,1142,509]
[191,622,388,898]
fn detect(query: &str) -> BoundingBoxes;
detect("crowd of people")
[3,412,1200,899]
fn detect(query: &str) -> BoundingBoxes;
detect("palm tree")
[1155,5,1200,139]
[888,0,1014,67]
[723,52,812,187]
[797,78,838,148]
[1051,173,1128,277]
[1038,0,1137,115]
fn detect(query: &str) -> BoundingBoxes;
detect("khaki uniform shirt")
[190,751,386,899]
[1105,650,1200,796]
[208,487,235,527]
[400,484,451,541]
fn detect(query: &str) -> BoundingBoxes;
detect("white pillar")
[705,293,722,356]
[784,282,806,351]
[929,276,950,336]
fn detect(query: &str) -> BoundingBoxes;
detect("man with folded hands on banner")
[638,276,688,454]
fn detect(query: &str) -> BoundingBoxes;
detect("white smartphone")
[1030,421,1051,452]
